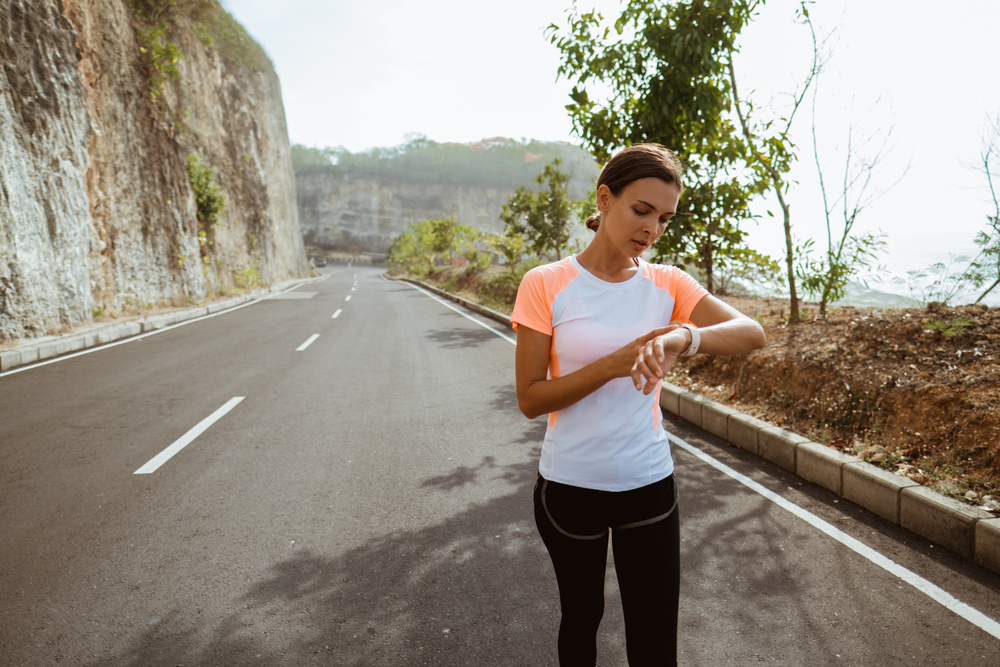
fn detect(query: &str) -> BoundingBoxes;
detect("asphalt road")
[1,266,999,666]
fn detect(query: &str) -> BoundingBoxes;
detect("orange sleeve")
[667,266,709,323]
[511,266,553,335]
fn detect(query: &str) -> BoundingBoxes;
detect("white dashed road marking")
[134,397,245,474]
[296,334,320,351]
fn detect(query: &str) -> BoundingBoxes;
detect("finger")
[644,340,664,379]
[651,334,668,364]
[632,355,657,391]
[658,350,678,377]
[638,325,676,344]
[630,360,644,391]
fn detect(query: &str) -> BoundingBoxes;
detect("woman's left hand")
[630,328,690,395]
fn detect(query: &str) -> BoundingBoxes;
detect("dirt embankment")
[674,298,1000,498]
[407,265,1000,510]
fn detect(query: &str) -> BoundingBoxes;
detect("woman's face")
[597,177,681,257]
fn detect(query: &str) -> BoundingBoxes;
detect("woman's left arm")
[630,294,767,394]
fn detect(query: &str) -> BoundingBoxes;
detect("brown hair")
[585,143,684,232]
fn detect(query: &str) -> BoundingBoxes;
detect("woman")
[511,144,767,666]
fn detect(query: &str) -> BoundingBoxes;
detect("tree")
[960,111,1000,304]
[726,1,822,322]
[290,144,338,172]
[549,0,769,293]
[788,17,907,317]
[486,229,526,273]
[499,159,573,261]
[411,217,462,274]
[385,230,424,275]
[652,169,756,292]
[384,217,461,275]
[893,254,973,306]
[455,226,492,274]
[798,99,904,315]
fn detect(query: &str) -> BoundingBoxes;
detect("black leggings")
[533,473,680,667]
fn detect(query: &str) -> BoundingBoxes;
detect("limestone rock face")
[296,167,518,253]
[0,0,308,341]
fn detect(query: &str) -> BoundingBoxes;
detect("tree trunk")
[705,231,715,293]
[777,190,799,323]
[976,275,1000,304]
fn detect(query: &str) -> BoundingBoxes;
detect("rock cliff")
[296,143,601,254]
[0,0,308,342]
[297,168,520,253]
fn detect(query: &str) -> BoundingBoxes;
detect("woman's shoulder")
[638,258,685,280]
[639,259,706,293]
[520,256,579,286]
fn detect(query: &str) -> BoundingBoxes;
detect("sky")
[225,0,1000,300]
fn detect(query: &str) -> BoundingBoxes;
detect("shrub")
[137,24,181,100]
[127,0,272,75]
[186,153,226,231]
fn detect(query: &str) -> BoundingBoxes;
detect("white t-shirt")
[511,255,708,491]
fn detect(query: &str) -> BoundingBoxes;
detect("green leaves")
[796,231,887,314]
[137,25,181,101]
[290,144,338,172]
[500,159,574,262]
[923,317,973,338]
[569,87,590,105]
[186,153,226,231]
[486,229,526,273]
[384,217,494,276]
[549,1,768,292]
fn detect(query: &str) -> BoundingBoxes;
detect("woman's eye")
[633,208,647,215]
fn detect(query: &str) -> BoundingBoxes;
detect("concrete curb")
[658,382,1000,575]
[0,275,321,373]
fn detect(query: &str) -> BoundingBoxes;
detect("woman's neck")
[576,237,639,283]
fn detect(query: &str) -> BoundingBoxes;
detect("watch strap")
[680,323,700,357]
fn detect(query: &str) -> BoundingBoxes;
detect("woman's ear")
[595,184,612,213]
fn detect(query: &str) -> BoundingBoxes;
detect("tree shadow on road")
[82,419,564,667]
[80,404,964,667]
[422,325,500,349]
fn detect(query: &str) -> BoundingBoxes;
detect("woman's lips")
[631,239,648,251]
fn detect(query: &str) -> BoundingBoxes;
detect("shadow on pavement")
[82,421,563,667]
[423,326,499,349]
[78,406,967,666]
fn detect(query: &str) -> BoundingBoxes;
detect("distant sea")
[763,280,1000,310]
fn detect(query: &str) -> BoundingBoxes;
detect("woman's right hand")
[605,326,677,385]
[517,325,677,420]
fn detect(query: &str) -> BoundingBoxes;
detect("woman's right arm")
[515,325,674,420]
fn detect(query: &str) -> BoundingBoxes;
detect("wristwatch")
[679,323,700,357]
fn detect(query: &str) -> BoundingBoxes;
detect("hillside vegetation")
[292,136,600,199]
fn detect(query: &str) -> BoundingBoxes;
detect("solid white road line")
[669,432,1000,641]
[332,309,343,319]
[345,295,352,302]
[134,397,244,474]
[399,281,516,345]
[296,334,320,351]
[394,272,1000,641]
[0,272,338,379]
